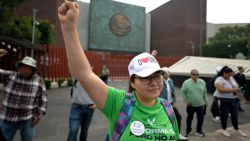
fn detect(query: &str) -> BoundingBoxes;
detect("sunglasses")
[192,73,199,76]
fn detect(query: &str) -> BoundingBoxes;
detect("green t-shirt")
[101,86,179,141]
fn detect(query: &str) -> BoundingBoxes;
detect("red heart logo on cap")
[141,57,149,63]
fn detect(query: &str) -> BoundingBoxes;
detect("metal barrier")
[1,45,182,81]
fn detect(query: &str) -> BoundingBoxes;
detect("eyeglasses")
[135,73,163,85]
[192,73,199,76]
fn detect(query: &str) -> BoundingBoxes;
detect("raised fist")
[58,0,79,26]
[0,49,7,57]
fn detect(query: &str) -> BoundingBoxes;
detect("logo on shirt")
[147,117,156,126]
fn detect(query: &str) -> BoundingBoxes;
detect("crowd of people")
[0,0,248,141]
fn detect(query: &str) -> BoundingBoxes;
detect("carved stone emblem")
[109,13,131,36]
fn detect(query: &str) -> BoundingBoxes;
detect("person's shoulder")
[184,78,192,83]
[215,76,223,82]
[198,78,206,83]
[216,76,223,80]
[168,78,173,82]
[33,74,46,84]
[182,79,190,86]
[108,86,126,96]
[234,73,240,77]
[34,74,44,80]
[163,79,168,83]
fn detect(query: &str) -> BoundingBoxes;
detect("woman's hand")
[58,0,79,30]
[0,49,7,57]
[89,104,97,110]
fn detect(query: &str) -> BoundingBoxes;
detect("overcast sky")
[78,0,250,24]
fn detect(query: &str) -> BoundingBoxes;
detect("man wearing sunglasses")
[181,69,207,137]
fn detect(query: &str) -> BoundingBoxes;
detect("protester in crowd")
[0,49,7,57]
[0,49,7,141]
[67,80,96,141]
[67,65,96,141]
[151,50,158,56]
[181,69,207,137]
[214,66,247,137]
[58,1,180,140]
[209,66,222,94]
[100,65,109,84]
[234,66,247,112]
[0,50,47,141]
[209,66,222,122]
[160,67,187,140]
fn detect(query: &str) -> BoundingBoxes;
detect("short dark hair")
[238,66,243,70]
[190,69,198,75]
[224,67,233,73]
[218,66,233,76]
[128,75,136,93]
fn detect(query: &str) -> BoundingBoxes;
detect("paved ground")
[0,80,249,141]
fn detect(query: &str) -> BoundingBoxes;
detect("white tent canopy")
[168,56,250,79]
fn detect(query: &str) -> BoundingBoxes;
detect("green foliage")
[7,16,41,41]
[37,20,55,44]
[0,0,27,32]
[0,0,55,45]
[44,80,51,89]
[58,79,65,87]
[6,17,55,45]
[203,24,250,58]
[67,79,74,87]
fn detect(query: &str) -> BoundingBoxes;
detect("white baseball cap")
[216,66,222,73]
[17,56,37,69]
[128,52,163,77]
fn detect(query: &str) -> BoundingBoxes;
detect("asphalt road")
[0,80,249,141]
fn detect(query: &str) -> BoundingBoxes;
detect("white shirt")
[214,76,238,99]
[72,81,94,105]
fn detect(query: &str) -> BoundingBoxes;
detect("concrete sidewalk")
[188,123,250,141]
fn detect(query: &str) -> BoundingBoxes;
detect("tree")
[203,24,250,59]
[37,20,55,45]
[0,0,27,32]
[7,16,55,45]
[8,16,37,41]
[1,0,55,45]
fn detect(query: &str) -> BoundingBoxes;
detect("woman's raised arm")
[58,0,108,109]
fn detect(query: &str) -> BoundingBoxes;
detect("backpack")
[208,75,218,94]
[105,93,175,141]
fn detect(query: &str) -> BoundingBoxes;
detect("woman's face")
[223,71,232,79]
[131,72,163,101]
